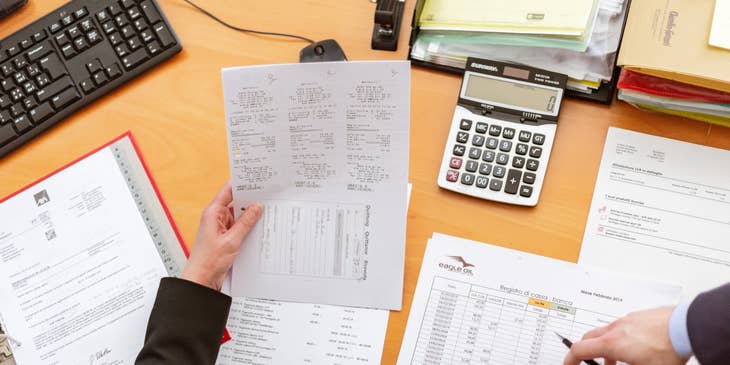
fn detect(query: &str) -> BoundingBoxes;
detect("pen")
[555,332,599,365]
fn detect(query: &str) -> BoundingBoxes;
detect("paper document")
[223,61,410,310]
[397,233,681,365]
[580,128,730,299]
[0,137,183,364]
[710,0,730,50]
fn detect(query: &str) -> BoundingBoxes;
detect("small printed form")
[397,233,681,365]
[580,127,730,299]
[222,61,410,310]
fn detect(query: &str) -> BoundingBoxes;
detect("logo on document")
[33,190,50,207]
[439,256,475,276]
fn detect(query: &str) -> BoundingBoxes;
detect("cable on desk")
[181,0,316,44]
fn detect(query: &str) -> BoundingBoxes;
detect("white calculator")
[437,58,567,206]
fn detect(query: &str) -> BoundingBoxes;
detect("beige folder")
[618,0,730,92]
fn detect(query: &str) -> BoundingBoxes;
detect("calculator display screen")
[464,73,559,114]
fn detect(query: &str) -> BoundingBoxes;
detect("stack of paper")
[411,0,628,94]
[616,0,730,125]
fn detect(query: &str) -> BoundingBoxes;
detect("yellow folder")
[618,0,730,93]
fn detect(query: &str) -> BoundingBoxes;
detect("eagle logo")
[448,256,475,268]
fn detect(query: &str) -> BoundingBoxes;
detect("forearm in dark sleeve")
[687,283,730,365]
[135,277,232,365]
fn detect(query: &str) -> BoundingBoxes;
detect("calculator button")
[505,169,522,194]
[489,179,503,191]
[472,135,485,147]
[518,131,532,142]
[512,156,525,168]
[516,143,528,155]
[453,145,466,156]
[476,176,489,188]
[533,133,545,145]
[493,166,506,178]
[460,119,472,131]
[456,131,469,143]
[461,173,475,185]
[465,160,478,172]
[475,122,488,134]
[479,163,492,175]
[488,125,502,136]
[482,150,495,162]
[520,185,533,197]
[523,172,536,185]
[446,170,459,182]
[529,146,543,158]
[499,140,512,152]
[449,157,463,169]
[526,159,540,171]
[503,128,515,139]
[496,153,509,165]
[469,147,481,160]
[486,138,498,149]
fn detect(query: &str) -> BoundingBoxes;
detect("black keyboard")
[0,0,182,158]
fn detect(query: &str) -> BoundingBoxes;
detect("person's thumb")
[226,204,263,245]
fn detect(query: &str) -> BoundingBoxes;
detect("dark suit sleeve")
[687,283,730,365]
[135,277,232,365]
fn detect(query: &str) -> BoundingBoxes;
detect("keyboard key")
[516,143,528,155]
[446,170,459,182]
[88,30,102,44]
[19,39,32,49]
[453,144,465,156]
[29,102,53,124]
[10,88,23,102]
[13,115,31,132]
[86,59,103,73]
[36,73,50,87]
[81,19,94,32]
[50,87,81,109]
[108,3,124,16]
[449,157,462,169]
[465,160,478,172]
[529,146,543,158]
[121,0,136,8]
[533,133,545,145]
[488,125,501,136]
[134,18,147,31]
[526,159,539,171]
[0,110,11,124]
[459,118,472,130]
[461,173,475,185]
[147,41,161,55]
[128,36,143,50]
[456,131,469,143]
[0,123,17,146]
[1,64,13,77]
[115,14,130,28]
[93,71,109,86]
[103,21,117,34]
[505,169,522,194]
[475,122,488,134]
[485,137,498,149]
[22,96,36,110]
[74,7,89,19]
[472,135,484,146]
[2,80,15,93]
[121,25,135,38]
[475,176,488,189]
[32,31,47,42]
[481,150,495,162]
[13,57,27,69]
[37,75,74,102]
[523,172,536,185]
[55,33,70,46]
[140,29,154,43]
[0,95,9,108]
[493,166,506,178]
[502,128,515,139]
[499,140,512,152]
[68,26,82,39]
[26,43,52,62]
[468,147,481,160]
[496,153,509,165]
[10,102,23,115]
[489,179,503,191]
[479,163,492,176]
[520,185,533,198]
[61,14,74,26]
[153,22,175,47]
[79,78,96,94]
[129,7,143,21]
[109,32,124,45]
[115,43,130,57]
[105,63,122,79]
[73,37,89,51]
[49,22,63,34]
[141,1,162,24]
[512,156,525,168]
[23,82,36,95]
[518,130,531,142]
[97,9,111,23]
[61,44,77,58]
[39,54,67,80]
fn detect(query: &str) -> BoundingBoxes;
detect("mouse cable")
[180,0,316,44]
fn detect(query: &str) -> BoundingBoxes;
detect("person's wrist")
[181,267,219,291]
[668,302,693,358]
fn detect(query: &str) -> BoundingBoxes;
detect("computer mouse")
[0,0,27,20]
[299,39,347,63]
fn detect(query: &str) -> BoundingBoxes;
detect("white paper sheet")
[710,0,730,50]
[0,148,168,364]
[223,61,410,310]
[397,233,681,365]
[580,128,730,299]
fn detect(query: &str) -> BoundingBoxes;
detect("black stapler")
[371,0,404,51]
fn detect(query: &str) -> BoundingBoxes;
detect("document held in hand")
[222,61,410,310]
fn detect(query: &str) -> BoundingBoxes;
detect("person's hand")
[563,307,689,365]
[181,182,262,291]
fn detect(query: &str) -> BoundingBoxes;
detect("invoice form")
[222,61,410,310]
[397,233,680,365]
[0,146,169,364]
[580,127,730,299]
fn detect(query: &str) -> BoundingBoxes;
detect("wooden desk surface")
[2,1,730,363]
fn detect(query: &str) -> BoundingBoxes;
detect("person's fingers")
[568,336,618,363]
[210,181,233,207]
[581,325,611,341]
[225,203,263,244]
